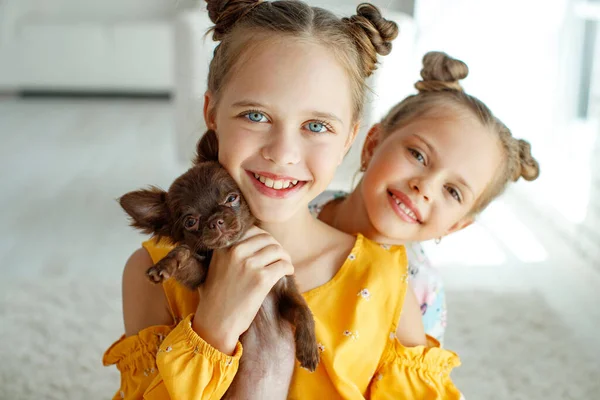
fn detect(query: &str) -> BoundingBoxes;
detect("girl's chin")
[247,204,300,224]
[372,233,412,245]
[372,218,420,244]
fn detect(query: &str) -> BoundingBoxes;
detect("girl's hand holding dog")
[192,226,295,355]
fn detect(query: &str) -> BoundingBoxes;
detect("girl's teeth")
[253,173,299,190]
[391,194,417,219]
[400,203,416,218]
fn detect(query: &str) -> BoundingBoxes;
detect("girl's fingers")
[242,243,291,269]
[258,260,295,290]
[264,259,295,279]
[239,225,268,241]
[231,231,282,260]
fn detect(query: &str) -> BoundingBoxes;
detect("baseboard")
[18,90,171,100]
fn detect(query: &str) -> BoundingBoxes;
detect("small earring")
[435,237,442,245]
[360,162,367,172]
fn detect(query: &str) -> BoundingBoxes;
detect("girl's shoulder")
[309,190,348,217]
[122,246,174,337]
[140,238,199,321]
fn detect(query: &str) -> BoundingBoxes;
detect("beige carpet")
[1,277,598,399]
[446,290,600,400]
[0,276,121,400]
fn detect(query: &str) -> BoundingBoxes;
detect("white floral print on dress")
[401,272,409,283]
[343,330,359,340]
[348,253,356,261]
[318,343,325,352]
[357,288,371,300]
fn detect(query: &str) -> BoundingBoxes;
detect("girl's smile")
[247,170,308,199]
[387,189,423,224]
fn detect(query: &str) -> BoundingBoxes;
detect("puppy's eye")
[225,193,240,206]
[183,216,198,230]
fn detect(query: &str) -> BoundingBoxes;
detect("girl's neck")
[259,209,323,264]
[320,183,385,243]
[260,203,356,294]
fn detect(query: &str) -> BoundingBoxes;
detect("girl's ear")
[203,91,217,131]
[360,123,382,170]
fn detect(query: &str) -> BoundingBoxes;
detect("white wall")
[305,0,414,14]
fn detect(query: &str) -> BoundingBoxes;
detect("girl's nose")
[261,125,301,166]
[409,176,433,202]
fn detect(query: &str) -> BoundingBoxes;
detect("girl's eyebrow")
[232,100,266,109]
[411,134,437,158]
[411,133,473,195]
[455,175,473,196]
[231,101,344,125]
[310,111,343,125]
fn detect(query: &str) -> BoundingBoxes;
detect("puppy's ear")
[194,129,219,164]
[119,187,170,236]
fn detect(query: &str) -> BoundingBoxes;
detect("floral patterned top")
[310,190,447,343]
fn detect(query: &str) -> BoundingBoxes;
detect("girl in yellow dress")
[104,1,536,399]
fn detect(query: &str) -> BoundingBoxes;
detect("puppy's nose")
[209,219,224,231]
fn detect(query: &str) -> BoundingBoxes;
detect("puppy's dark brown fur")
[119,131,319,398]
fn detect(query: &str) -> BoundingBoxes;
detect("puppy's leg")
[276,277,320,371]
[146,246,208,290]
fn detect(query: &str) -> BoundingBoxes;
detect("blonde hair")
[204,0,398,123]
[378,51,540,215]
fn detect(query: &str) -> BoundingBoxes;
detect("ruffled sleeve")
[145,313,243,399]
[368,335,462,399]
[103,314,242,400]
[103,325,172,399]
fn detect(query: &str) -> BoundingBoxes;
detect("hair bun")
[343,3,399,77]
[415,51,469,93]
[355,3,399,56]
[206,0,262,41]
[515,139,540,181]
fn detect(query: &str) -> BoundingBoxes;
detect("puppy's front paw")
[146,265,170,284]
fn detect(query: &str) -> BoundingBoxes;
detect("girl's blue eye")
[409,149,425,164]
[305,121,328,133]
[245,112,268,123]
[446,186,462,203]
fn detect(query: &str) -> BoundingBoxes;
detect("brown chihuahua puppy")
[118,132,319,399]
